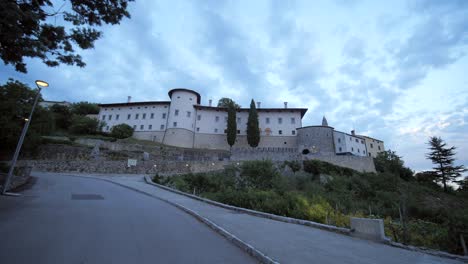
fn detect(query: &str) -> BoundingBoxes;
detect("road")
[0,173,255,264]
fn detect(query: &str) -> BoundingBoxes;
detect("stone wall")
[18,160,230,175]
[304,154,376,173]
[297,126,335,155]
[231,147,301,161]
[194,134,298,150]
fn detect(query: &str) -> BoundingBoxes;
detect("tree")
[51,104,72,130]
[69,115,99,134]
[0,0,134,73]
[246,99,260,148]
[218,98,241,109]
[71,102,99,115]
[374,150,414,181]
[426,136,467,192]
[0,79,54,154]
[226,104,237,150]
[110,123,133,139]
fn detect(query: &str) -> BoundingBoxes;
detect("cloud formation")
[1,0,467,172]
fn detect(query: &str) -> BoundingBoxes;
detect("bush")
[239,160,279,189]
[69,115,99,135]
[284,160,301,173]
[110,123,134,139]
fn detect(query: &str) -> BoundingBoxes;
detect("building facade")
[97,88,384,156]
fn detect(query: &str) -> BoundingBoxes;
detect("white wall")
[334,131,368,156]
[98,103,170,133]
[167,90,197,132]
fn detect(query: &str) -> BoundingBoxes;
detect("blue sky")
[1,0,467,172]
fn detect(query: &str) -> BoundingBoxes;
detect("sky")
[1,0,467,173]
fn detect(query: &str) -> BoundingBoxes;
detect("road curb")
[145,176,350,235]
[145,176,468,263]
[56,173,278,264]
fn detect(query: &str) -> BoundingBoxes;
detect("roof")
[98,101,171,107]
[297,125,334,130]
[168,88,201,104]
[194,105,308,118]
[356,134,383,143]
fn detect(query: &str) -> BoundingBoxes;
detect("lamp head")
[35,80,49,88]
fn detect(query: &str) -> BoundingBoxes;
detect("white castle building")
[97,88,384,157]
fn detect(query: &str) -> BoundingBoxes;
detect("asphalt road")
[0,174,256,264]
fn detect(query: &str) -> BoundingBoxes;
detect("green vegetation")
[154,154,468,255]
[246,99,260,148]
[226,102,237,150]
[110,124,134,139]
[217,98,241,109]
[0,0,133,73]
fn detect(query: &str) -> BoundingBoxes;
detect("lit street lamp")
[1,80,49,196]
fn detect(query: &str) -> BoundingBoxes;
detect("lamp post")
[1,80,49,196]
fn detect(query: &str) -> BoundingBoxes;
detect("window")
[278,118,282,124]
[338,138,341,143]
[279,130,283,135]
[370,143,373,148]
[149,125,152,130]
[173,122,177,127]
[135,114,139,120]
[162,113,166,119]
[106,126,109,131]
[339,147,342,152]
[237,117,241,123]
[363,150,366,154]
[350,137,352,141]
[215,116,219,122]
[352,147,354,151]
[266,117,270,124]
[127,114,131,120]
[361,140,364,144]
[187,111,191,117]
[189,97,192,101]
[291,117,295,124]
[160,124,165,130]
[150,113,154,119]
[214,128,218,133]
[196,127,200,132]
[224,129,227,133]
[355,139,358,143]
[358,149,360,153]
[102,115,106,120]
[292,130,296,135]
[133,125,136,129]
[175,110,179,116]
[142,113,146,119]
[140,125,144,130]
[108,115,112,120]
[116,114,119,120]
[197,115,201,121]
[137,107,140,109]
[237,130,240,134]
[378,146,381,150]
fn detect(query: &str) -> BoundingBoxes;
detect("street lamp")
[1,80,49,195]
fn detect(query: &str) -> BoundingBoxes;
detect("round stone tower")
[162,88,201,148]
[296,125,335,155]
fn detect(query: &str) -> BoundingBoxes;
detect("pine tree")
[226,104,237,150]
[426,136,466,192]
[247,99,260,148]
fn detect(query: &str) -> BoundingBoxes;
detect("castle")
[98,88,384,157]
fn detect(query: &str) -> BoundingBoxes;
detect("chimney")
[209,99,212,107]
[351,130,355,136]
[284,102,288,108]
[257,102,261,108]
[127,96,131,103]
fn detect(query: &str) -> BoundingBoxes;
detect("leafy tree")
[374,150,414,181]
[51,104,72,130]
[110,123,133,139]
[0,79,54,154]
[414,171,440,188]
[246,99,260,148]
[71,102,99,115]
[226,103,237,150]
[426,137,467,192]
[217,98,240,109]
[69,115,99,134]
[0,0,134,73]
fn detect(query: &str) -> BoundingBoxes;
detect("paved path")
[0,172,255,264]
[76,172,464,264]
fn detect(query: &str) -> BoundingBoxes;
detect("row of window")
[105,124,166,131]
[337,137,365,144]
[102,113,167,121]
[338,147,366,155]
[103,105,168,111]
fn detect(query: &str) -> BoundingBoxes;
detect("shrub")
[110,123,134,139]
[284,160,301,174]
[69,115,99,135]
[240,160,279,189]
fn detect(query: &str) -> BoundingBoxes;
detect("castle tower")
[162,88,201,148]
[322,116,328,126]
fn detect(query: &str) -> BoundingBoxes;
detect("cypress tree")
[426,136,466,192]
[247,99,260,147]
[226,104,237,150]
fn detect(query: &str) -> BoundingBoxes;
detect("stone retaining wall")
[304,154,376,173]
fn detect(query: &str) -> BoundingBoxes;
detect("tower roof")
[322,116,328,126]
